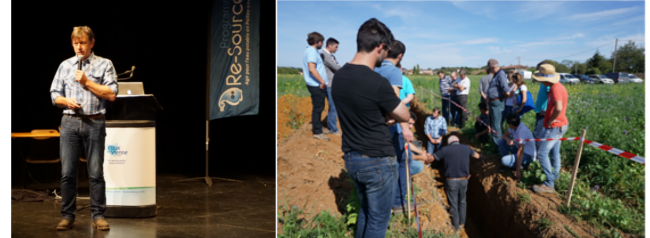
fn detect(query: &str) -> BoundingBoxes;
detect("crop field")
[277,73,645,236]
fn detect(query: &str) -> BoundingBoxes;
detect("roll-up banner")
[209,0,260,120]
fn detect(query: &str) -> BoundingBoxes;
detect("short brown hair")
[307,32,324,46]
[71,26,94,42]
[437,70,445,75]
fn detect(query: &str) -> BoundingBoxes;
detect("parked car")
[572,74,595,84]
[587,74,615,85]
[604,72,630,84]
[628,74,643,83]
[559,73,580,84]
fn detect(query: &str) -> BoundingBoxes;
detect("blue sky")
[278,1,645,70]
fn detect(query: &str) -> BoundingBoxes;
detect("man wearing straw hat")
[431,135,481,231]
[531,64,569,194]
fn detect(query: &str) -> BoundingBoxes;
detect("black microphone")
[77,54,83,71]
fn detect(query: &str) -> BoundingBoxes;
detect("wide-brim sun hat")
[532,64,560,84]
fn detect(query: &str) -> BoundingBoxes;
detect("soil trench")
[278,95,600,237]
[409,97,596,238]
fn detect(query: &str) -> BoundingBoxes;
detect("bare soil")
[277,95,620,238]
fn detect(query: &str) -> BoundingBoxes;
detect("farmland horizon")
[278,1,645,70]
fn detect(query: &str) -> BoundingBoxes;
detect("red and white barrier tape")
[515,137,582,142]
[514,137,645,165]
[418,88,644,165]
[583,140,645,165]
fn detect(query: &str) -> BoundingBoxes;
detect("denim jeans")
[445,179,468,230]
[60,114,107,221]
[450,94,459,126]
[488,99,505,145]
[498,138,533,167]
[307,86,327,134]
[534,114,545,149]
[456,95,468,128]
[344,151,397,238]
[391,132,409,209]
[427,140,443,154]
[326,87,339,133]
[537,124,568,188]
[441,96,450,123]
[409,150,423,176]
[502,105,514,127]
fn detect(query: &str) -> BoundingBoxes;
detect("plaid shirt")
[424,115,447,139]
[50,52,118,115]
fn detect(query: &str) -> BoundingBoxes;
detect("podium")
[104,82,162,218]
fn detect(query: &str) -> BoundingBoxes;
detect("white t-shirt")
[505,84,516,106]
[456,77,470,95]
[513,84,528,106]
[508,123,536,159]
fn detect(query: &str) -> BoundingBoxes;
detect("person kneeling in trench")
[406,111,434,177]
[498,113,536,180]
[431,135,481,231]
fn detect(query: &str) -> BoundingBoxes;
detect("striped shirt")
[50,52,118,115]
[424,115,447,139]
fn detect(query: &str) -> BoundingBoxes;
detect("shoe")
[533,184,555,194]
[459,224,465,230]
[332,131,342,136]
[324,129,339,135]
[56,219,74,231]
[323,128,333,134]
[312,134,330,141]
[92,218,110,231]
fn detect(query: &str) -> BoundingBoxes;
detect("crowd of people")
[300,18,569,237]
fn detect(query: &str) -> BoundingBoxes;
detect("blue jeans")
[344,151,397,238]
[488,99,505,145]
[502,105,513,127]
[326,87,339,133]
[534,114,545,148]
[427,140,443,154]
[441,96,450,123]
[537,124,568,188]
[60,114,107,221]
[409,150,423,176]
[391,132,409,209]
[498,139,533,168]
[450,94,459,125]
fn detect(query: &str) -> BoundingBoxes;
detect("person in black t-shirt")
[432,135,481,232]
[331,18,410,238]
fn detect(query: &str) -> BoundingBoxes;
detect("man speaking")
[50,26,118,231]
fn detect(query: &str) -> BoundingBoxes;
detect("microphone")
[77,54,83,71]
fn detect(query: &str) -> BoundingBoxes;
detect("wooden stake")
[405,142,412,219]
[566,128,587,207]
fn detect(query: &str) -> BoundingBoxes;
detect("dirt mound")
[277,96,464,236]
[277,95,332,142]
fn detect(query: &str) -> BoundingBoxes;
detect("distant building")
[501,64,529,73]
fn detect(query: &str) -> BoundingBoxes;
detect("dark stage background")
[11,1,276,184]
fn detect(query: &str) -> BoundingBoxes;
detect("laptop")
[117,82,145,96]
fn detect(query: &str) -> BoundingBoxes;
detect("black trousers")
[307,86,327,134]
[456,95,468,128]
[446,178,468,230]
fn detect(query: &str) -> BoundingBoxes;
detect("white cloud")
[514,1,566,21]
[562,7,639,22]
[611,15,645,26]
[450,1,498,19]
[556,33,585,40]
[584,33,645,47]
[515,41,575,48]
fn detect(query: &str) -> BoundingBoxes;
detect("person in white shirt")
[452,69,470,128]
[498,113,536,180]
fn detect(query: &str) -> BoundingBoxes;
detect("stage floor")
[11,174,276,238]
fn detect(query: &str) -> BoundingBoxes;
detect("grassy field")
[277,73,645,235]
